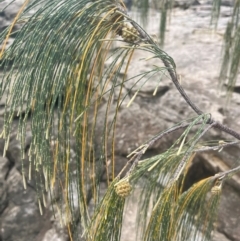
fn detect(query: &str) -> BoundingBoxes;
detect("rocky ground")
[0,1,240,241]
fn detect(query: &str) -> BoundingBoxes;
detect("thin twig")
[150,122,192,144]
[195,140,240,153]
[215,165,240,180]
[128,122,194,166]
[214,122,240,140]
[172,122,216,181]
[161,58,204,116]
[118,121,194,177]
[125,119,209,176]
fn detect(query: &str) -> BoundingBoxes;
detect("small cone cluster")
[211,180,222,194]
[121,24,139,43]
[109,11,139,43]
[115,179,132,197]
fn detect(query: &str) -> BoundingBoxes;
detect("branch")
[172,122,216,181]
[213,122,240,140]
[161,58,204,116]
[195,140,240,153]
[125,121,199,172]
[116,121,193,178]
[216,165,240,180]
[122,116,212,177]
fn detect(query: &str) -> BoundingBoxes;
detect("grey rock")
[0,16,10,31]
[213,232,232,241]
[0,181,7,214]
[217,184,240,241]
[0,0,25,20]
[0,167,55,241]
[0,157,9,214]
[42,228,68,241]
[0,156,9,181]
[204,0,234,7]
[174,0,200,9]
[6,167,35,206]
[1,203,44,241]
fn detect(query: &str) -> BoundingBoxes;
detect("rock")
[174,0,200,9]
[0,181,7,214]
[213,232,231,241]
[0,167,61,241]
[0,0,25,37]
[0,16,10,32]
[6,167,36,206]
[0,156,9,181]
[0,157,9,214]
[217,184,240,241]
[42,228,68,241]
[1,202,47,241]
[203,0,234,7]
[0,0,25,20]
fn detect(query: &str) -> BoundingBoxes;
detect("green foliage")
[87,178,126,241]
[0,0,240,241]
[203,0,240,98]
